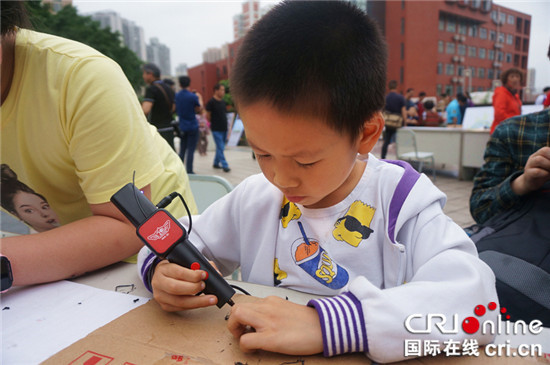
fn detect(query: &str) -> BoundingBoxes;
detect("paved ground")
[189,138,477,228]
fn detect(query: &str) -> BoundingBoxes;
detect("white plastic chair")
[188,174,238,279]
[396,129,436,181]
[188,174,233,213]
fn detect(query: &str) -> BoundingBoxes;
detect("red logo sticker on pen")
[138,210,184,255]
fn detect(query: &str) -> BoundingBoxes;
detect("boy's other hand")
[227,296,324,355]
[151,260,217,311]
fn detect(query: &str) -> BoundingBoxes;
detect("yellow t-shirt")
[1,30,196,250]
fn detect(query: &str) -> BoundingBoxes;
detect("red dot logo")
[488,302,497,311]
[462,317,480,334]
[474,305,486,316]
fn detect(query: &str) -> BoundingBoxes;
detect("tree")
[26,2,144,90]
[219,79,234,112]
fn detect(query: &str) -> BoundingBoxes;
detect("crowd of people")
[1,1,548,363]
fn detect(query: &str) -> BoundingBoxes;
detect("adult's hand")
[511,146,550,196]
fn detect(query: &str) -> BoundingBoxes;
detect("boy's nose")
[273,169,299,189]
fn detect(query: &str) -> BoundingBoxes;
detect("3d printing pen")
[111,183,235,308]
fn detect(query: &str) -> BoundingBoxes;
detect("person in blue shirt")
[175,76,202,174]
[445,93,467,126]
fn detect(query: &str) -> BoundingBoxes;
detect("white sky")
[72,0,550,92]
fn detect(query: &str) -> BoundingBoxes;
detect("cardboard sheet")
[44,295,547,364]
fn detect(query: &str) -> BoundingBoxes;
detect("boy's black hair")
[231,0,387,140]
[178,76,191,88]
[213,83,224,91]
[1,1,31,35]
[388,80,398,90]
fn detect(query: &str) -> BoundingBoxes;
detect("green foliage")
[219,79,234,112]
[25,2,143,90]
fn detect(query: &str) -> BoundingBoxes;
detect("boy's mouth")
[286,195,304,203]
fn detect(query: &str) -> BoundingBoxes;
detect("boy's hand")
[227,296,324,355]
[151,260,218,311]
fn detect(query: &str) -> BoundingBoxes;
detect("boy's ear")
[357,112,384,154]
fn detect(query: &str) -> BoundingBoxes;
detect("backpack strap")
[383,160,421,243]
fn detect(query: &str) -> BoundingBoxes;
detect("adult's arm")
[469,127,523,224]
[2,185,151,286]
[142,100,153,116]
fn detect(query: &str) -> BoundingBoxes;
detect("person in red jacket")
[490,67,523,134]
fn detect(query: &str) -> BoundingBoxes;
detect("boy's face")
[240,102,375,209]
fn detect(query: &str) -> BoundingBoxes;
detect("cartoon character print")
[332,200,376,247]
[291,236,349,289]
[273,258,287,286]
[280,196,301,228]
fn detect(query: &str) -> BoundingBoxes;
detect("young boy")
[138,1,497,362]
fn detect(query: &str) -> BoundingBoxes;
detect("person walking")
[175,76,202,174]
[381,80,407,159]
[206,84,230,172]
[142,63,176,149]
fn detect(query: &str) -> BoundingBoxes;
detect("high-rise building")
[367,0,531,97]
[232,0,274,40]
[147,37,171,77]
[42,0,72,13]
[175,63,189,77]
[89,11,146,61]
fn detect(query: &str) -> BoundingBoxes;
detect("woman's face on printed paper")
[12,191,60,232]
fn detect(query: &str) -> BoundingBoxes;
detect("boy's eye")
[297,161,316,168]
[255,153,271,160]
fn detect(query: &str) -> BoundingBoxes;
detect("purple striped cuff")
[140,252,159,293]
[308,291,368,357]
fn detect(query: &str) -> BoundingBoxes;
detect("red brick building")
[189,0,531,102]
[368,0,531,97]
[187,39,243,104]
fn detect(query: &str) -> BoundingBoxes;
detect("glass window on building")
[489,30,496,41]
[507,14,515,25]
[438,40,444,53]
[506,34,513,45]
[437,62,443,75]
[468,46,477,57]
[505,53,512,63]
[457,65,464,76]
[478,68,485,78]
[446,64,455,75]
[458,22,467,35]
[458,44,466,56]
[516,17,523,33]
[457,85,464,95]
[447,18,456,32]
[497,51,503,61]
[491,10,498,22]
[524,19,530,34]
[488,49,495,60]
[439,17,445,31]
[470,66,476,77]
[496,69,501,80]
[497,32,505,43]
[523,38,529,52]
[499,12,506,24]
[468,25,478,37]
[488,68,494,79]
[446,42,455,54]
[514,54,520,67]
[522,55,527,69]
[479,48,486,59]
[436,84,442,96]
[480,28,487,39]
[446,85,454,96]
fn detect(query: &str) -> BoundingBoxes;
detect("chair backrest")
[396,128,418,158]
[188,174,233,213]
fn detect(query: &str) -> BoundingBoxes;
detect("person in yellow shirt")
[0,2,196,288]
